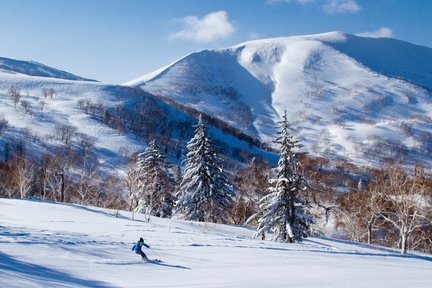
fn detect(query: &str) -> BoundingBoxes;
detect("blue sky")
[0,0,431,84]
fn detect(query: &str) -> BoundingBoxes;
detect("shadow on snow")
[0,252,114,288]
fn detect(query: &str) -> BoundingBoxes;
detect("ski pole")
[149,245,162,260]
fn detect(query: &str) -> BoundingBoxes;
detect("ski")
[144,259,162,263]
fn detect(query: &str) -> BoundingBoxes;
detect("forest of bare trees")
[338,165,432,254]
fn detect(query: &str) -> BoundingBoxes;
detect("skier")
[132,237,150,261]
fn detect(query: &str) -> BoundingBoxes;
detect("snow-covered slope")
[127,32,432,168]
[1,198,431,288]
[0,57,95,81]
[0,61,275,175]
[0,72,144,171]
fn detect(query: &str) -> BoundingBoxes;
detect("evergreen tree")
[176,115,234,222]
[254,110,311,242]
[135,140,176,220]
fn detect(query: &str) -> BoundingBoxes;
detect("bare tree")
[230,159,268,225]
[100,175,128,210]
[44,152,69,202]
[0,162,16,197]
[336,165,431,253]
[38,99,46,119]
[76,133,95,162]
[125,159,140,220]
[9,87,21,108]
[42,88,55,99]
[338,185,383,244]
[35,154,52,200]
[0,117,8,135]
[53,168,66,202]
[76,164,100,205]
[55,124,77,145]
[20,100,32,115]
[10,156,33,199]
[378,166,431,254]
[77,99,85,110]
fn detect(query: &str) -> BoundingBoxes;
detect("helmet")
[139,237,143,242]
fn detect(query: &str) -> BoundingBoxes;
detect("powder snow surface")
[1,199,431,287]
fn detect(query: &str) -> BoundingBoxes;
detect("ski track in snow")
[1,199,431,287]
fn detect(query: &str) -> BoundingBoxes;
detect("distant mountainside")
[0,60,273,175]
[1,32,431,172]
[0,56,96,82]
[127,32,432,168]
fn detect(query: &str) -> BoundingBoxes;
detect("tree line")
[0,85,431,254]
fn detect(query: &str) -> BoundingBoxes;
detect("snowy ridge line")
[0,56,96,82]
[128,31,432,169]
[124,52,196,86]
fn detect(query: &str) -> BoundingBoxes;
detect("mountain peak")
[126,32,432,168]
[0,56,96,82]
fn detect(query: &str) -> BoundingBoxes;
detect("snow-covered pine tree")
[135,140,176,220]
[176,115,234,223]
[254,110,311,242]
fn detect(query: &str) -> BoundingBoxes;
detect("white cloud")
[170,11,235,43]
[357,27,394,38]
[323,0,361,14]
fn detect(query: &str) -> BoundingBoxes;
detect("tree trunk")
[60,172,65,202]
[288,191,295,243]
[51,188,57,202]
[42,179,47,200]
[281,220,287,242]
[367,221,372,244]
[131,198,135,220]
[401,232,408,255]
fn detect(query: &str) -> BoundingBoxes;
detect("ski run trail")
[1,199,432,287]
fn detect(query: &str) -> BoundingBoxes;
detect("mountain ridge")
[127,31,432,168]
[0,32,431,170]
[127,31,432,91]
[0,56,96,82]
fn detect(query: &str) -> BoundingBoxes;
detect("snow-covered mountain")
[0,58,274,175]
[2,198,431,287]
[0,56,95,81]
[127,32,432,168]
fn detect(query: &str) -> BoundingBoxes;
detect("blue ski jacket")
[132,241,150,252]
